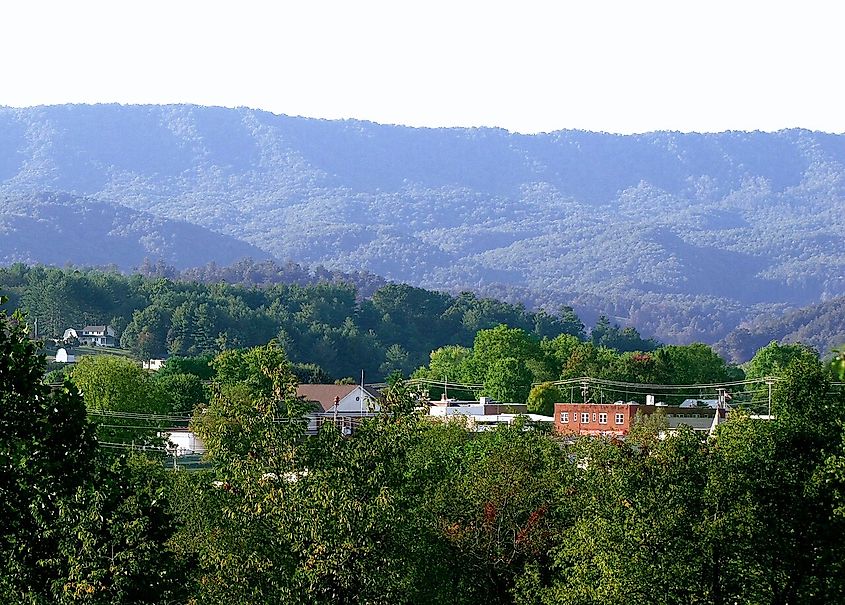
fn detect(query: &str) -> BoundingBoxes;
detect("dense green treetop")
[70,356,168,446]
[526,382,563,416]
[744,340,822,380]
[1,264,614,381]
[1,294,184,602]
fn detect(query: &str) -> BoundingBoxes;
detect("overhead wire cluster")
[85,407,307,453]
[403,375,788,415]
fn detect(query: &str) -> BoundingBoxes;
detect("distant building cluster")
[163,384,556,457]
[52,324,117,364]
[425,394,553,431]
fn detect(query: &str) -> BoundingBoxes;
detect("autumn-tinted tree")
[426,424,568,605]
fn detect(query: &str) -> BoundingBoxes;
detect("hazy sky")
[2,1,843,134]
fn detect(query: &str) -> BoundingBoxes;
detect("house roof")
[82,325,108,332]
[296,384,379,412]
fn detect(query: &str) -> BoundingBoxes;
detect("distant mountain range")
[1,104,844,352]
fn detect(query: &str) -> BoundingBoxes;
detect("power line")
[546,376,782,390]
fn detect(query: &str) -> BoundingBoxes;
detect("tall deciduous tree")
[70,356,167,445]
[152,371,207,416]
[656,343,732,385]
[193,343,310,474]
[1,296,183,603]
[0,295,97,597]
[484,357,533,404]
[53,454,187,604]
[744,340,819,380]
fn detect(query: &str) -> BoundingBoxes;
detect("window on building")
[615,413,624,424]
[592,413,597,422]
[599,413,607,424]
[560,411,569,423]
[581,412,589,423]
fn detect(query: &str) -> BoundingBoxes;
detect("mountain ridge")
[1,104,844,348]
[0,191,270,269]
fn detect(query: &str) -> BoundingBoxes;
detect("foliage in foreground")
[6,297,845,603]
[0,296,185,604]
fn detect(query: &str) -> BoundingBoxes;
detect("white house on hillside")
[64,325,117,347]
[80,325,116,347]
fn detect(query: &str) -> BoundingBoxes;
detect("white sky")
[1,0,843,134]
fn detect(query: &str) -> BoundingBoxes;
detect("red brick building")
[554,403,638,436]
[554,402,725,437]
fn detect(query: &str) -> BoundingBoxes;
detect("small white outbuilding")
[55,348,76,363]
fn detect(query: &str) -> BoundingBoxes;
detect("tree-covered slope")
[0,265,599,381]
[717,295,845,363]
[2,104,844,343]
[0,191,269,269]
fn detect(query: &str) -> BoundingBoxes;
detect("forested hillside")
[717,294,845,362]
[2,104,845,345]
[2,265,610,380]
[0,191,269,268]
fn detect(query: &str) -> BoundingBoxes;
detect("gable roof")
[297,384,355,412]
[296,384,380,412]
